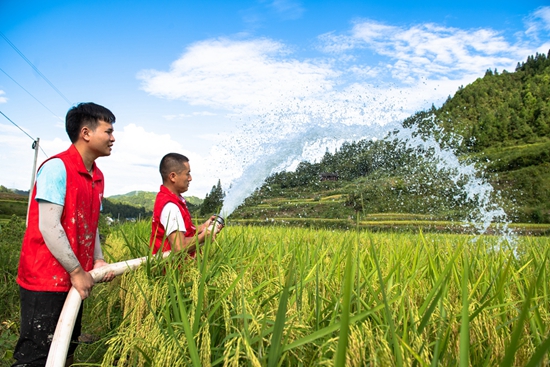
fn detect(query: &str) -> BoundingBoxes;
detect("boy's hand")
[70,266,95,300]
[93,259,116,283]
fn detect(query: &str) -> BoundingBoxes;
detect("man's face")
[174,161,192,194]
[87,119,115,157]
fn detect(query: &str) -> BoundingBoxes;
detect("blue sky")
[1,1,549,202]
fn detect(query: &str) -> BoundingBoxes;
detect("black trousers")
[12,286,83,367]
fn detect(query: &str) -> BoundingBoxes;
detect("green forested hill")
[412,51,550,222]
[108,191,158,212]
[107,191,203,214]
[230,51,550,227]
[435,52,550,151]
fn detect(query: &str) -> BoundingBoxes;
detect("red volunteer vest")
[150,185,196,255]
[17,145,104,292]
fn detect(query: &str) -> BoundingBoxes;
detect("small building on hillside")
[320,172,339,181]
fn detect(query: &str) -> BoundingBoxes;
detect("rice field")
[81,222,549,366]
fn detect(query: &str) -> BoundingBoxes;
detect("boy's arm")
[93,229,105,263]
[92,228,115,282]
[38,201,94,299]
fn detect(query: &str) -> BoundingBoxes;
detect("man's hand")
[199,215,224,237]
[197,216,215,234]
[70,266,95,300]
[93,259,116,283]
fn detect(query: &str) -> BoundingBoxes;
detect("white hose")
[45,252,170,367]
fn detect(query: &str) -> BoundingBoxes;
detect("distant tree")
[200,180,225,216]
[102,198,149,221]
[12,189,30,196]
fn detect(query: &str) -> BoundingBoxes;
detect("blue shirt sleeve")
[35,158,66,206]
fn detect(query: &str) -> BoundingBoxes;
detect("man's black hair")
[160,153,189,182]
[66,102,116,143]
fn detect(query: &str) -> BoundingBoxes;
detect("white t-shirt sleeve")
[35,158,66,205]
[160,202,187,236]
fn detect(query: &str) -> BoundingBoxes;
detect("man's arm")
[38,201,94,300]
[93,229,105,264]
[92,228,115,282]
[167,215,222,252]
[167,230,198,253]
[162,203,196,254]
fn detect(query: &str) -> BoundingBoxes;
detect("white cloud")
[526,6,550,36]
[163,113,191,121]
[163,111,218,121]
[193,111,217,116]
[348,65,382,78]
[536,42,550,55]
[98,123,223,197]
[317,32,358,53]
[269,0,305,20]
[0,125,68,191]
[0,90,7,103]
[138,38,338,114]
[320,20,526,84]
[99,123,181,196]
[537,7,550,28]
[0,122,23,135]
[163,114,186,121]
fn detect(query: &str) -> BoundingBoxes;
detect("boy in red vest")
[12,102,116,367]
[150,153,222,255]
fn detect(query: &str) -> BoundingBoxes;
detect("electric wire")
[0,31,72,106]
[0,67,64,121]
[0,111,49,157]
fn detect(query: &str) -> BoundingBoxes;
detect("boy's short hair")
[66,102,116,143]
[160,153,189,182]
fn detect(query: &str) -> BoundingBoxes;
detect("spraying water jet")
[216,109,514,240]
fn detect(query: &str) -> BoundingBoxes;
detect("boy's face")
[173,161,192,194]
[87,119,115,157]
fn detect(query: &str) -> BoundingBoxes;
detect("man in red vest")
[12,102,116,367]
[150,153,222,256]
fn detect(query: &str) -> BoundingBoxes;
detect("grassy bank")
[0,216,25,363]
[228,215,550,236]
[0,194,27,222]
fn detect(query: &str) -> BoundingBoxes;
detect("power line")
[0,31,72,106]
[0,110,48,157]
[0,67,64,121]
[0,110,34,140]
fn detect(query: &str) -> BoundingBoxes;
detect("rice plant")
[83,222,549,366]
